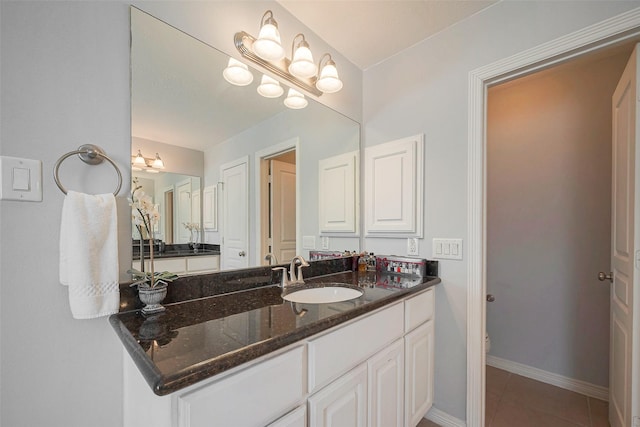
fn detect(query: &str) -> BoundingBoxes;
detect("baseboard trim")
[486,355,609,401]
[426,407,467,427]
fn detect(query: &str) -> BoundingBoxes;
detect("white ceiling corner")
[277,0,499,70]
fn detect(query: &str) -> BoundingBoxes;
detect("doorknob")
[486,294,495,302]
[598,271,613,283]
[239,251,246,257]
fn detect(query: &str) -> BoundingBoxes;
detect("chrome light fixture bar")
[131,149,165,173]
[234,30,323,97]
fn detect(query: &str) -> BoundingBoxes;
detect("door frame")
[467,9,640,427]
[254,138,300,266]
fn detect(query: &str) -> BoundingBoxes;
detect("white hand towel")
[60,191,120,319]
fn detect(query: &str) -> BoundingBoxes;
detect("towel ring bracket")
[54,144,122,196]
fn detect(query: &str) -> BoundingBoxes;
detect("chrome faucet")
[265,252,278,266]
[272,255,310,288]
[289,255,310,285]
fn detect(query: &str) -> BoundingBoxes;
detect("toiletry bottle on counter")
[367,252,376,271]
[358,253,367,272]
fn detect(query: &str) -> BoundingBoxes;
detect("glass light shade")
[133,150,146,166]
[223,58,253,86]
[289,45,317,78]
[253,23,285,61]
[152,153,165,169]
[284,88,308,109]
[257,75,284,98]
[316,62,343,93]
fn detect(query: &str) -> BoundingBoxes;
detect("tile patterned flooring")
[417,366,610,427]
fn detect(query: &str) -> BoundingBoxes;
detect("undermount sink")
[282,284,363,304]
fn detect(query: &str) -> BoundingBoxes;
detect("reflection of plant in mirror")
[183,222,201,249]
[130,177,166,288]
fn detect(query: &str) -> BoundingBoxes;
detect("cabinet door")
[368,339,404,427]
[318,151,358,233]
[404,321,434,427]
[202,186,217,230]
[268,405,306,427]
[309,363,367,427]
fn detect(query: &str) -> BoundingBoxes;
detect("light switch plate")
[432,238,463,260]
[0,156,42,202]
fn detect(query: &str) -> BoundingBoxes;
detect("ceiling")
[277,0,498,69]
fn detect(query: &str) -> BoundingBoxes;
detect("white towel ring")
[54,144,123,196]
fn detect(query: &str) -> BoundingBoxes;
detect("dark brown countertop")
[110,268,440,396]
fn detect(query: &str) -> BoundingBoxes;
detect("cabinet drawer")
[146,258,186,274]
[268,405,306,427]
[177,346,306,427]
[186,255,219,273]
[405,288,434,333]
[308,302,403,392]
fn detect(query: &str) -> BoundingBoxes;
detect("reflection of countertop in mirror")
[110,261,440,396]
[132,243,220,260]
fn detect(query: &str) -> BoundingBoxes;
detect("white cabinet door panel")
[308,363,367,427]
[318,151,358,233]
[404,321,434,427]
[368,339,404,427]
[268,405,306,427]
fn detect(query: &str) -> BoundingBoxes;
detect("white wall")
[203,105,360,264]
[487,49,629,388]
[132,136,204,178]
[362,0,640,420]
[0,2,361,427]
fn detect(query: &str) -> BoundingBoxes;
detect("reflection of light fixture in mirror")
[284,88,308,109]
[316,54,343,94]
[253,10,285,62]
[257,74,284,98]
[131,149,165,172]
[152,153,165,169]
[289,34,317,79]
[223,57,253,86]
[233,10,343,97]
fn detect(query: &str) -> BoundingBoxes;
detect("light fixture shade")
[289,45,317,78]
[253,23,285,61]
[223,57,253,86]
[257,75,284,98]
[152,153,165,169]
[316,61,343,93]
[284,88,308,109]
[133,149,146,166]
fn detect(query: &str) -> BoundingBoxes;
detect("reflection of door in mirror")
[176,179,192,243]
[221,157,249,270]
[260,151,296,265]
[163,189,174,244]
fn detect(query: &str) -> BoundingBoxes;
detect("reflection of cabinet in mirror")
[318,151,359,234]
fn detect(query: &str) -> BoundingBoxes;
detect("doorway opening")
[163,188,174,244]
[466,10,640,427]
[259,149,297,266]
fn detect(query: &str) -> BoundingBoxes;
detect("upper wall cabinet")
[365,135,424,237]
[203,185,217,231]
[318,151,359,234]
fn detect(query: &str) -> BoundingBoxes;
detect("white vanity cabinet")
[123,287,435,427]
[145,254,220,276]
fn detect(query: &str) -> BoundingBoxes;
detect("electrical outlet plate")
[432,238,463,260]
[321,236,330,249]
[407,238,418,256]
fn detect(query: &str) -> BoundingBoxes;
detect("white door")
[221,159,249,270]
[610,44,639,427]
[176,180,192,243]
[271,159,296,264]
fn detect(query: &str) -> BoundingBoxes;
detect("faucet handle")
[271,267,289,288]
[296,264,309,284]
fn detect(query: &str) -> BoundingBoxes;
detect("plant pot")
[138,283,168,315]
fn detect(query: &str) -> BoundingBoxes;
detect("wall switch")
[0,156,42,202]
[407,238,419,255]
[321,236,330,249]
[432,238,463,260]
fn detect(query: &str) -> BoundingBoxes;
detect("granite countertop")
[110,268,440,396]
[132,243,220,260]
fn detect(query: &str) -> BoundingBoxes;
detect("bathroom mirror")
[131,8,360,271]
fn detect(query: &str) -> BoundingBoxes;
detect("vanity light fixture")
[289,34,317,79]
[284,88,308,109]
[131,150,165,172]
[257,74,284,98]
[232,10,343,97]
[222,58,254,86]
[253,10,285,62]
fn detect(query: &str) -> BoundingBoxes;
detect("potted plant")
[129,180,178,315]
